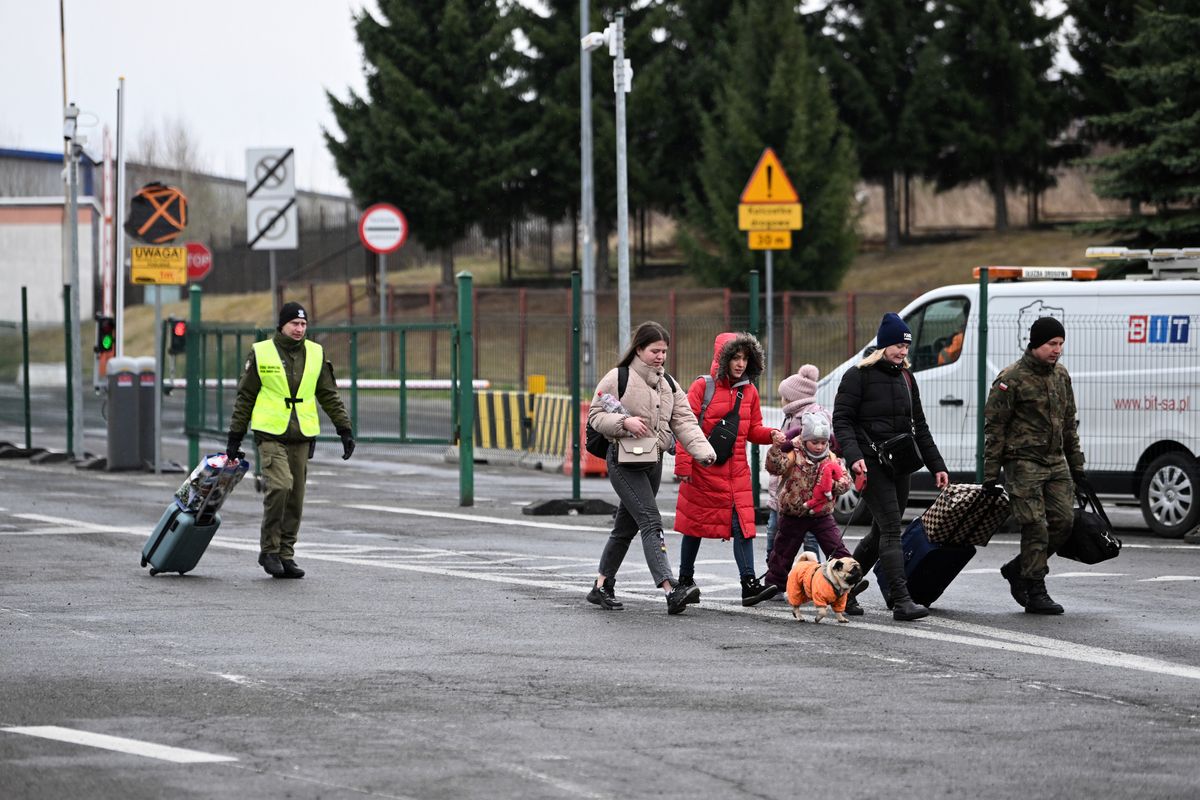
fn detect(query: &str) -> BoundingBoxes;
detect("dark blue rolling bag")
[140,505,221,576]
[874,517,976,608]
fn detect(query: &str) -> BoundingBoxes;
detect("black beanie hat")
[876,312,912,349]
[1029,316,1065,349]
[277,302,308,330]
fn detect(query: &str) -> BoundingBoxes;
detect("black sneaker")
[666,583,700,614]
[586,579,623,610]
[280,559,305,579]
[677,574,701,604]
[740,574,779,607]
[258,552,285,577]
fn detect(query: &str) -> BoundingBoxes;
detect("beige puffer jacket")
[588,358,715,462]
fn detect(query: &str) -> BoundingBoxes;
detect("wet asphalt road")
[1,430,1199,799]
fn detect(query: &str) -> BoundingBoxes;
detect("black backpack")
[585,367,676,459]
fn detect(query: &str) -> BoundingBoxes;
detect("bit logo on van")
[1128,315,1190,344]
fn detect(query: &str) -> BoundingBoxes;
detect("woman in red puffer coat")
[674,332,785,606]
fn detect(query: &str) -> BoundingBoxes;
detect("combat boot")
[999,558,1027,608]
[258,552,285,577]
[280,558,306,579]
[844,579,869,616]
[1024,579,1064,615]
[891,594,930,621]
[740,574,779,606]
[587,577,623,610]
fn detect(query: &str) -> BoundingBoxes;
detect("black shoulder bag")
[705,388,743,466]
[1058,482,1122,564]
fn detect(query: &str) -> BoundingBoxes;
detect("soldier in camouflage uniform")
[983,317,1085,614]
[227,302,355,579]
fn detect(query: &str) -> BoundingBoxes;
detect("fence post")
[519,288,527,390]
[846,292,857,358]
[723,288,731,330]
[668,290,677,368]
[429,285,438,379]
[975,268,989,482]
[186,284,202,468]
[748,270,761,506]
[346,282,355,324]
[458,271,475,506]
[782,292,792,377]
[21,286,31,449]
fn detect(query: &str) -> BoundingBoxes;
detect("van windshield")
[905,297,970,372]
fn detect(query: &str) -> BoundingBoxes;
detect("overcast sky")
[0,0,376,195]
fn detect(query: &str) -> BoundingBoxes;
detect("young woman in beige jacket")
[586,321,716,614]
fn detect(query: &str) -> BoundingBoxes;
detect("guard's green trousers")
[1006,458,1074,580]
[258,439,310,559]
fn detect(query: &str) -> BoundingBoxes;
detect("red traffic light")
[168,318,188,355]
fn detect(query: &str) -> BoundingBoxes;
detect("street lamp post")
[63,103,85,460]
[582,11,633,352]
[579,0,596,388]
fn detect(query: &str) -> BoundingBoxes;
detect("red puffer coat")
[674,332,777,540]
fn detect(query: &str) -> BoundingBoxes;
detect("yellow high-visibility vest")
[250,339,323,436]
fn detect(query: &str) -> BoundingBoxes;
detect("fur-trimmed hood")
[709,332,765,385]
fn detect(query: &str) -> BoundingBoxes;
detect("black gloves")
[226,432,245,460]
[1071,468,1089,488]
[982,480,1004,497]
[338,428,355,460]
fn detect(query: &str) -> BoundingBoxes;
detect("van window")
[904,297,970,372]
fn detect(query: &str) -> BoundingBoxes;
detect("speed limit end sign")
[358,203,409,254]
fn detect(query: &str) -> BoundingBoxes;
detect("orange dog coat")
[786,559,849,612]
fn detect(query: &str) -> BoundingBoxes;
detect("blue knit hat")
[876,312,912,348]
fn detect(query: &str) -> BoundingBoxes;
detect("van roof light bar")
[1086,246,1200,280]
[971,266,1097,281]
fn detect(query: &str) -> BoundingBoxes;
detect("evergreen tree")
[1087,2,1200,240]
[680,0,858,291]
[914,0,1066,230]
[324,0,532,284]
[818,0,935,249]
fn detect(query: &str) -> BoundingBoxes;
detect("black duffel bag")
[1058,483,1122,564]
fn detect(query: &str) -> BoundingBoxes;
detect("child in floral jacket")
[763,411,854,591]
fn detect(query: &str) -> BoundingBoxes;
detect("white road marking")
[11,511,1200,682]
[1051,572,1126,578]
[346,504,612,532]
[1140,575,1200,582]
[1,726,237,763]
[340,483,379,490]
[962,568,997,574]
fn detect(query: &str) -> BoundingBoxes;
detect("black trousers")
[851,457,913,602]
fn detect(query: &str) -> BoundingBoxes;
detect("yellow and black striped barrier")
[528,393,572,459]
[473,391,531,451]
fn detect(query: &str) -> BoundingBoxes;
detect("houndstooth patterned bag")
[921,484,1010,546]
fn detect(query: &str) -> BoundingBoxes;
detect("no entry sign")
[358,204,409,254]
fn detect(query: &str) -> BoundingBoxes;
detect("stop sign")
[186,242,213,281]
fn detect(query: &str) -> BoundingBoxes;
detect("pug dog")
[786,552,864,623]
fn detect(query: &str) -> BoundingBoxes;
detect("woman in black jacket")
[832,313,949,621]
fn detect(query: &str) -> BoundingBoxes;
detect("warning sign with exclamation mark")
[738,147,802,236]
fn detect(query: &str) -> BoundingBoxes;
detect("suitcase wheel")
[140,556,147,567]
[178,570,189,576]
[148,568,161,576]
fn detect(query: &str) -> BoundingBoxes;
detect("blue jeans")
[679,511,755,579]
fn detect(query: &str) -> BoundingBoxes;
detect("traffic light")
[94,314,115,354]
[168,318,188,355]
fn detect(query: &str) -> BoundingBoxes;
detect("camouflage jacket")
[982,350,1084,482]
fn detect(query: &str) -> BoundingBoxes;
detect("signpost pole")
[579,0,596,391]
[765,249,774,396]
[269,251,278,325]
[379,251,387,377]
[613,11,631,352]
[65,127,84,460]
[153,289,163,473]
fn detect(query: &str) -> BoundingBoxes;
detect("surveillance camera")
[581,31,606,52]
[63,102,79,141]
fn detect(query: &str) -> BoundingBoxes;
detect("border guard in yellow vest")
[227,302,354,578]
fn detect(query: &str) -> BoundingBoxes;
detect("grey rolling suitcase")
[140,453,248,576]
[140,505,221,576]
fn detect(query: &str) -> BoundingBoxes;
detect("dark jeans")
[764,513,850,589]
[851,459,912,602]
[679,512,756,579]
[597,449,674,587]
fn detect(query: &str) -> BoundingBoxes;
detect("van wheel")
[1140,452,1200,538]
[833,486,871,526]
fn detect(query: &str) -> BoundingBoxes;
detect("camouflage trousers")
[1006,458,1074,580]
[258,439,310,559]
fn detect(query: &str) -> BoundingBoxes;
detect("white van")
[814,259,1200,538]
